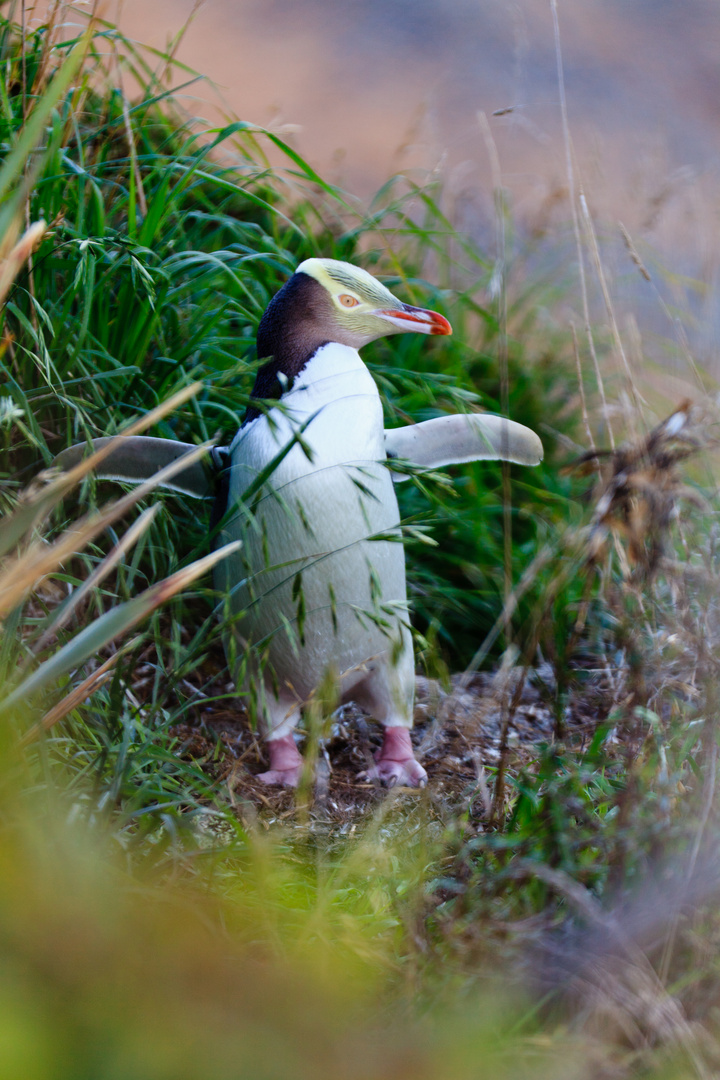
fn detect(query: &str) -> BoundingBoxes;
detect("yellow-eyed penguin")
[54,258,544,788]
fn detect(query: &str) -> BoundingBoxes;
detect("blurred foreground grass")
[0,769,587,1080]
[0,5,719,1078]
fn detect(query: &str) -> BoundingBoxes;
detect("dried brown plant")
[576,401,717,580]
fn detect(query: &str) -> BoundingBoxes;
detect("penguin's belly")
[227,464,406,699]
[216,354,408,700]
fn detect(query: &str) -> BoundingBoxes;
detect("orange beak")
[374,303,452,336]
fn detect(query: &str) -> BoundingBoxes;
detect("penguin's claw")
[258,735,303,787]
[257,766,302,788]
[358,727,428,789]
[360,757,428,789]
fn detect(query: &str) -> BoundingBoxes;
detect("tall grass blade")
[0,32,88,203]
[0,443,214,620]
[0,385,205,560]
[0,541,241,715]
[33,504,160,650]
[18,647,128,746]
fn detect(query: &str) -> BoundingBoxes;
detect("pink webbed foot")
[359,726,427,789]
[257,734,303,787]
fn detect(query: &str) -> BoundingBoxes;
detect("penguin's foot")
[359,726,427,789]
[257,734,303,787]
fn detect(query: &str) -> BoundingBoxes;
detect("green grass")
[0,7,584,811]
[2,13,577,659]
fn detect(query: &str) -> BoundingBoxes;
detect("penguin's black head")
[247,258,451,420]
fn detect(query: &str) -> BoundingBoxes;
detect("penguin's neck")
[245,342,375,426]
[245,273,332,424]
[228,342,382,476]
[230,342,383,472]
[245,343,328,424]
[283,342,374,409]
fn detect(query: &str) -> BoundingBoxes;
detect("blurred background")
[72,0,720,369]
[106,0,719,208]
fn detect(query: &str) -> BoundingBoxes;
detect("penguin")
[54,258,543,788]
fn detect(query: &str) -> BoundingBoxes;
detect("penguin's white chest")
[216,344,409,698]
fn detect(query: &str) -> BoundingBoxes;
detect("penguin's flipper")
[52,436,215,499]
[385,413,543,482]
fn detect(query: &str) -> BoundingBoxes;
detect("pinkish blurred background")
[106,1,720,223]
[35,0,720,368]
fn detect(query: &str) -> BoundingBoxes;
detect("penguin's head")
[294,258,452,348]
[257,258,452,366]
[250,259,453,412]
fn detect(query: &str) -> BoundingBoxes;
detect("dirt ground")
[163,652,604,827]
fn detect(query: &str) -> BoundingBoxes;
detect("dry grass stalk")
[18,648,122,746]
[478,109,513,640]
[155,0,207,88]
[579,190,645,420]
[550,0,614,450]
[32,503,160,653]
[0,441,212,618]
[49,382,206,492]
[110,25,148,219]
[658,739,718,986]
[571,320,597,466]
[619,221,708,399]
[0,383,205,561]
[0,219,46,306]
[478,109,514,816]
[521,861,713,1077]
[619,222,651,283]
[1,540,241,718]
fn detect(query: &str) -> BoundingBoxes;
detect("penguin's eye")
[338,294,360,308]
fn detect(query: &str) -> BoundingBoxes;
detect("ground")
[159,647,604,826]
